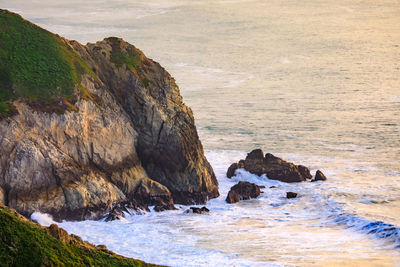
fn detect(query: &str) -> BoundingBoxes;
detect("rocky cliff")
[0,10,218,221]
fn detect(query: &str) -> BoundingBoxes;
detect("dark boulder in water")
[226,148,313,183]
[226,181,261,204]
[286,192,298,199]
[238,160,245,169]
[312,170,327,182]
[226,163,238,178]
[226,190,240,204]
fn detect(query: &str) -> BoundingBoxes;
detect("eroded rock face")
[226,181,261,204]
[82,38,219,205]
[0,36,218,220]
[227,149,312,183]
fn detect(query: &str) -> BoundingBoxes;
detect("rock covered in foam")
[185,206,210,214]
[227,148,318,183]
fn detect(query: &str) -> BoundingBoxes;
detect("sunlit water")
[2,0,400,265]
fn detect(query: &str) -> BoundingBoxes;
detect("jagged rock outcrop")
[227,149,313,183]
[0,10,218,221]
[312,170,327,181]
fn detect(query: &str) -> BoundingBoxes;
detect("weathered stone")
[84,38,219,205]
[313,170,327,181]
[226,163,238,178]
[0,28,219,220]
[134,178,175,210]
[286,192,298,199]
[226,181,261,204]
[226,149,313,183]
[238,160,245,169]
[226,190,240,204]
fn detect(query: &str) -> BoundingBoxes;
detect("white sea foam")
[57,149,400,266]
[31,212,55,227]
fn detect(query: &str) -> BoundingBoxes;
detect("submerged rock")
[286,192,298,199]
[313,170,327,182]
[0,10,218,221]
[187,206,210,214]
[103,201,148,222]
[226,148,313,183]
[226,181,261,204]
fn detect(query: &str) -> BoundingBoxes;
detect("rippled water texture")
[2,0,400,265]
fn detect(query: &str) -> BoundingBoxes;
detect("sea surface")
[3,0,400,265]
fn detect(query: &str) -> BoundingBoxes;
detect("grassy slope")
[0,205,158,267]
[0,9,94,117]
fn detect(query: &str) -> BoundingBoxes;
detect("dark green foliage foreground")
[0,205,158,267]
[0,9,94,117]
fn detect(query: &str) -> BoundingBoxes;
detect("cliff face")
[0,10,218,221]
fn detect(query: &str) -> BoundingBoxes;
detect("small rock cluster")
[225,149,327,204]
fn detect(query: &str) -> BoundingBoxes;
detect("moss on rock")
[0,205,159,266]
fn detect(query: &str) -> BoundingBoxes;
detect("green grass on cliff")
[0,9,94,117]
[107,37,142,72]
[0,206,157,267]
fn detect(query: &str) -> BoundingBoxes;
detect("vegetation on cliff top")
[0,205,158,266]
[0,9,94,117]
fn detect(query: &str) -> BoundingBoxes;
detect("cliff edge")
[0,9,219,221]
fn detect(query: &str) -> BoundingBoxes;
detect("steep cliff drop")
[0,9,219,221]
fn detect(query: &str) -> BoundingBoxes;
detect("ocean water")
[3,0,400,265]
